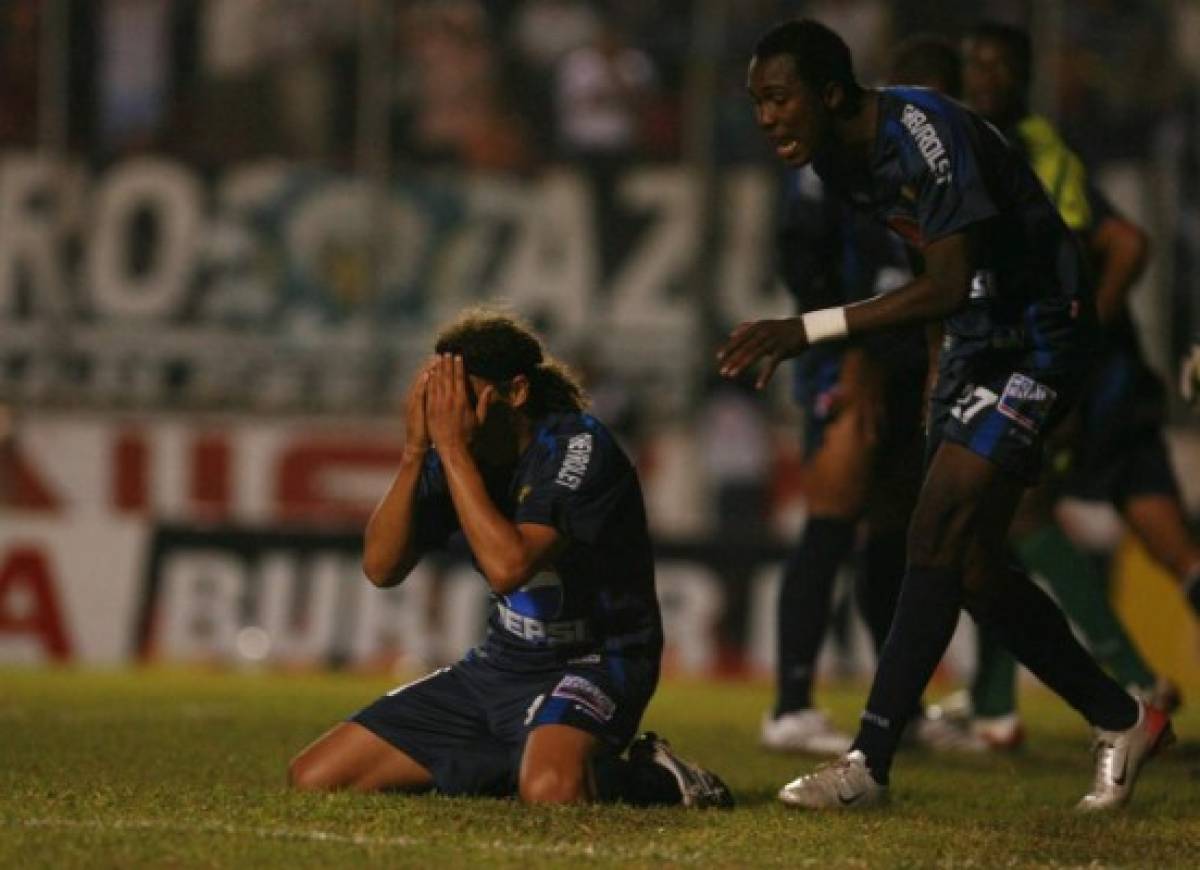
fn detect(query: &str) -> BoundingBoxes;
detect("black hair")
[889,34,963,99]
[753,19,863,114]
[434,306,588,417]
[965,21,1032,92]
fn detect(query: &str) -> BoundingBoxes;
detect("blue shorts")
[928,344,1091,484]
[926,294,1096,484]
[351,649,658,797]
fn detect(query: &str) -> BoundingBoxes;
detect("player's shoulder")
[529,412,628,487]
[1014,114,1076,153]
[1013,114,1085,175]
[880,86,964,128]
[880,87,1002,186]
[525,412,619,465]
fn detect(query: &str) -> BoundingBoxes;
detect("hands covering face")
[425,354,495,452]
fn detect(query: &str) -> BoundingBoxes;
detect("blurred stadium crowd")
[0,1,1185,170]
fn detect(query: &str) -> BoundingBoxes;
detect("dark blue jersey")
[778,166,911,311]
[777,166,925,407]
[812,88,1093,355]
[412,412,663,669]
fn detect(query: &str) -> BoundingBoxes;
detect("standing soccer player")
[721,19,1173,810]
[762,36,964,756]
[289,309,731,808]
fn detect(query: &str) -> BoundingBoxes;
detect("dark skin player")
[720,20,1166,811]
[724,53,995,586]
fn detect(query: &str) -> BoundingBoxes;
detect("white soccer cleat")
[777,749,888,810]
[920,694,1024,752]
[1128,678,1183,716]
[760,709,854,755]
[929,689,974,722]
[912,707,991,753]
[629,732,734,809]
[970,713,1025,751]
[1076,700,1175,812]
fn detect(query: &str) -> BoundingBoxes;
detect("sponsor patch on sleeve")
[550,674,616,723]
[996,373,1057,434]
[555,433,594,490]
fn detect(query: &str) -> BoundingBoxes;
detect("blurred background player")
[289,310,731,808]
[946,22,1200,747]
[725,19,1173,811]
[761,35,962,756]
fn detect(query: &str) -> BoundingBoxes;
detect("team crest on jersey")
[901,104,952,184]
[555,432,593,490]
[551,675,616,723]
[516,484,533,504]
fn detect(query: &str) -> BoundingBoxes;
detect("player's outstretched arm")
[718,231,973,388]
[427,354,565,594]
[362,360,435,587]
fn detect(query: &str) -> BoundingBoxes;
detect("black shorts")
[1057,350,1180,504]
[1060,431,1181,506]
[928,347,1088,484]
[351,648,658,797]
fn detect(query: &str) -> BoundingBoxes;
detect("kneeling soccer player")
[289,309,732,808]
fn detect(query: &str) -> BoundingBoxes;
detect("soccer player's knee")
[287,754,336,792]
[519,765,586,805]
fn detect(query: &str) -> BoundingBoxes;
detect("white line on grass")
[11,817,708,863]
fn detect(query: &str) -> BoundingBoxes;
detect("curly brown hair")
[433,307,589,417]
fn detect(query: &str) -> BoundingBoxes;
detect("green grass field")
[2,668,1197,868]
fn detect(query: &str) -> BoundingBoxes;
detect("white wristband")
[801,307,849,344]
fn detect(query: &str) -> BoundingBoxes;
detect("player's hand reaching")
[717,317,810,389]
[427,353,494,452]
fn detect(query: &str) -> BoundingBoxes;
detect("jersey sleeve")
[903,106,1000,244]
[411,452,460,552]
[514,428,632,546]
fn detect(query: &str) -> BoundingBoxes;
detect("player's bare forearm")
[1090,216,1149,324]
[719,234,969,388]
[845,231,973,331]
[436,443,561,594]
[843,273,964,334]
[362,447,427,587]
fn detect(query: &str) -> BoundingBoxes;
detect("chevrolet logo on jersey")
[901,104,951,183]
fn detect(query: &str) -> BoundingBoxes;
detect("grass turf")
[1,668,1197,868]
